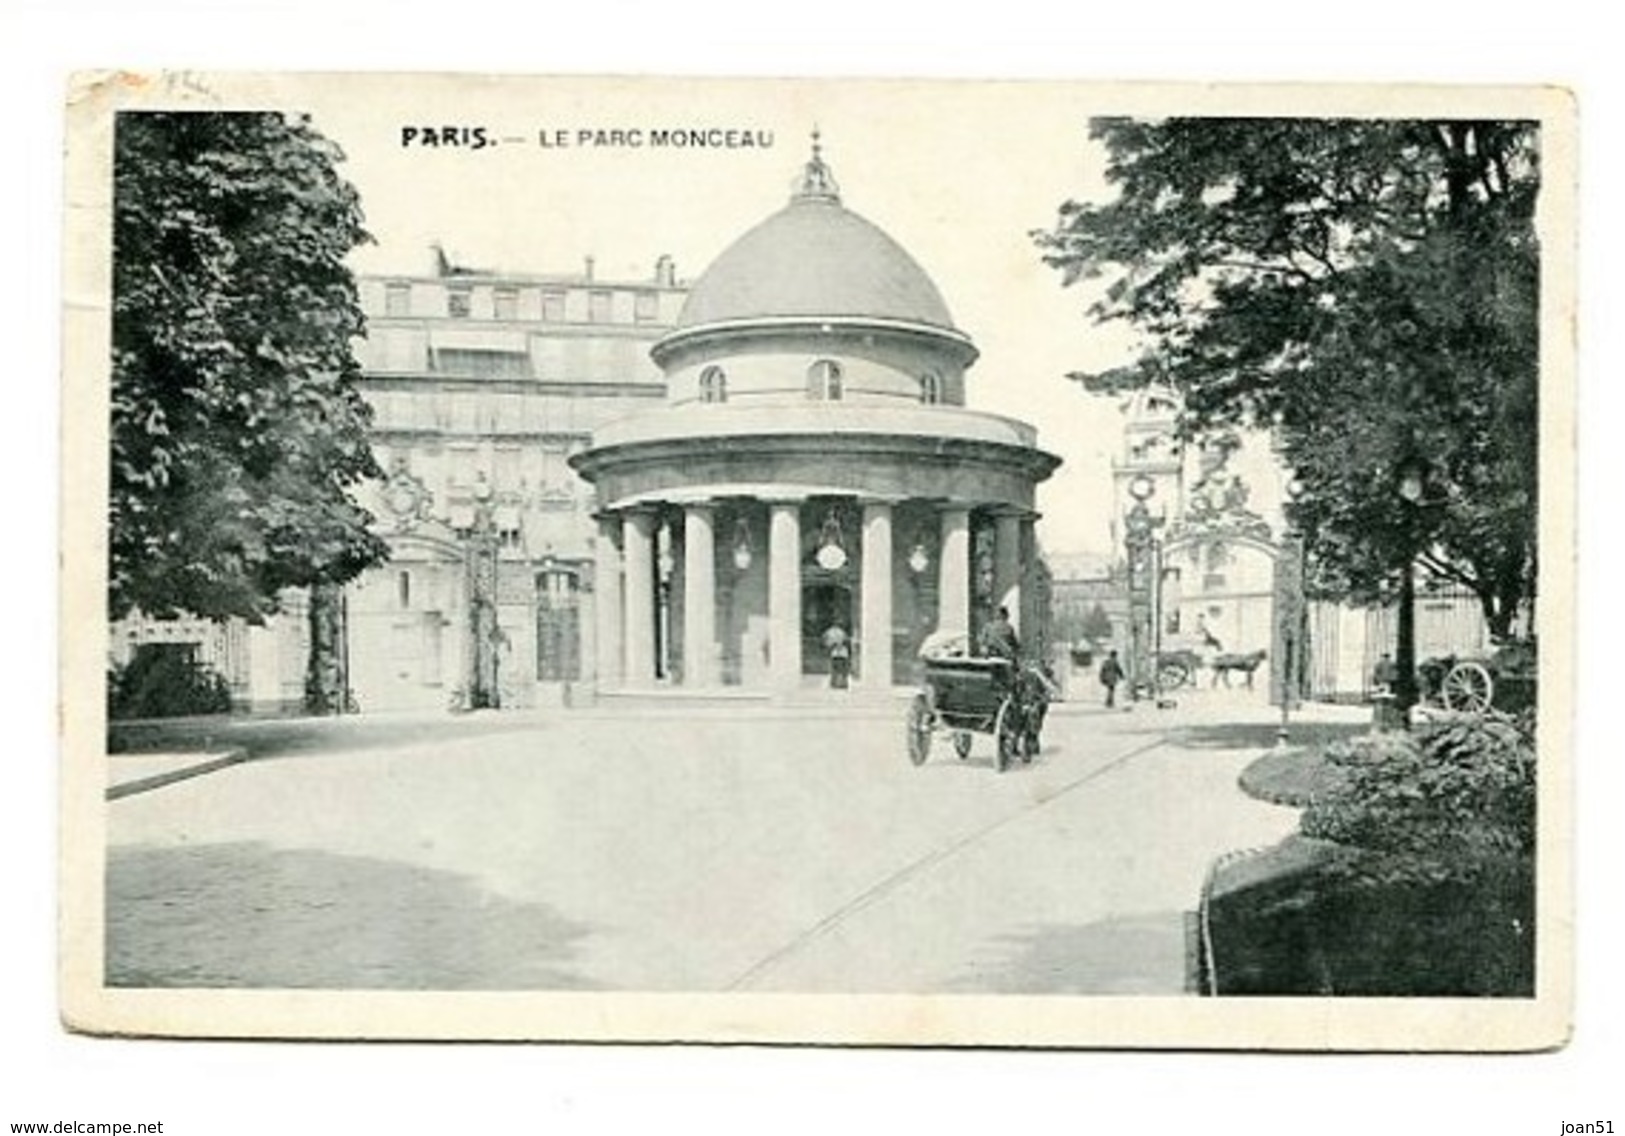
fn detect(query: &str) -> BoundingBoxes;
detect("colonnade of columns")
[592,497,1033,695]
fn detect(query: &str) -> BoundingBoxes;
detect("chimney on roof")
[654,254,676,287]
[584,256,595,282]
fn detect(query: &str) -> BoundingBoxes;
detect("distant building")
[341,250,687,711]
[1109,387,1282,665]
[1048,551,1123,647]
[1094,386,1494,700]
[109,251,687,715]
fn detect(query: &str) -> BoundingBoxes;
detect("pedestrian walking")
[1098,649,1125,709]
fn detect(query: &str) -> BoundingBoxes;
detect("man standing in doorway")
[823,622,852,690]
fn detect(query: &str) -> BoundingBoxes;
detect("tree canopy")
[1034,119,1539,638]
[111,111,388,622]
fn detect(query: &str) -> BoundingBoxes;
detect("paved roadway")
[104,688,1368,994]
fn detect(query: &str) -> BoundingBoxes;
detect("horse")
[1210,649,1268,689]
[1012,661,1057,758]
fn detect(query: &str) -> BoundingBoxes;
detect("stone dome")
[674,143,958,332]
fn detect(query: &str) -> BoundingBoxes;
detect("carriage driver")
[978,606,1021,663]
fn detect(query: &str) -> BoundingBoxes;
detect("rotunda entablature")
[570,402,1058,514]
[590,400,1041,450]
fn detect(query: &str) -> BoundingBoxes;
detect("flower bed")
[1204,713,1536,996]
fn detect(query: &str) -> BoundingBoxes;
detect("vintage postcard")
[60,72,1575,1048]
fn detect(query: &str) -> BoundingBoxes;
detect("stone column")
[1018,515,1040,652]
[938,506,971,639]
[861,501,894,690]
[995,510,1023,635]
[683,504,717,687]
[768,501,803,693]
[623,509,657,687]
[594,515,624,693]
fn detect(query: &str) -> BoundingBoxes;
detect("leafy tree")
[1079,601,1114,645]
[1034,119,1539,648]
[111,112,389,710]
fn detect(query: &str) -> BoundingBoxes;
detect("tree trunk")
[304,581,348,715]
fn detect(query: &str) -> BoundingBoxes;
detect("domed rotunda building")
[572,139,1061,695]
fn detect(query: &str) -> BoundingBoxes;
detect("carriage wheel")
[1157,660,1190,691]
[906,695,933,766]
[1442,661,1495,714]
[993,701,1018,773]
[953,731,973,760]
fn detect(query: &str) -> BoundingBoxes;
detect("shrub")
[1301,713,1536,888]
[108,643,234,720]
[1210,712,1536,995]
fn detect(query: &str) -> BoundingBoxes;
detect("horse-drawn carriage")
[906,654,1051,773]
[1147,646,1268,691]
[1152,648,1203,691]
[1208,648,1269,688]
[1418,639,1537,714]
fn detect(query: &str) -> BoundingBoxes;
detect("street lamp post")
[1124,474,1161,703]
[1149,542,1179,709]
[1393,461,1434,722]
[656,527,676,682]
[464,475,501,710]
[1274,477,1307,747]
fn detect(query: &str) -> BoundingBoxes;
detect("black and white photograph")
[57,73,1573,1050]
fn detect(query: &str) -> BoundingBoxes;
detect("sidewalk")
[107,748,248,800]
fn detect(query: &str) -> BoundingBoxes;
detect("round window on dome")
[699,365,727,404]
[808,359,843,401]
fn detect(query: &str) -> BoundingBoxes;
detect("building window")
[397,571,412,610]
[448,445,478,486]
[808,359,843,401]
[634,290,659,322]
[919,371,942,404]
[447,288,472,318]
[539,445,569,491]
[541,290,567,322]
[1203,573,1228,591]
[699,365,727,404]
[384,283,411,317]
[421,617,443,685]
[432,348,532,379]
[588,290,614,323]
[493,445,521,490]
[493,287,518,321]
